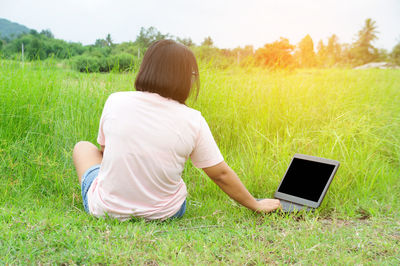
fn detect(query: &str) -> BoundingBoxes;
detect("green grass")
[1,59,399,264]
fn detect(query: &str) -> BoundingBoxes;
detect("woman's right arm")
[202,161,281,213]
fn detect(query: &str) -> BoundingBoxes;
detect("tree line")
[248,18,398,69]
[0,18,399,72]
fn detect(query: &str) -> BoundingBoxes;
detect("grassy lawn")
[1,60,399,264]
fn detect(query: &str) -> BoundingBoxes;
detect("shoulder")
[176,104,203,125]
[181,104,201,117]
[103,91,139,106]
[106,91,132,101]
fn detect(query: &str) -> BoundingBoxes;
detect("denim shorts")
[170,199,186,219]
[80,165,186,219]
[81,164,101,213]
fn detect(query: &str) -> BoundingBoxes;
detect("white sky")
[0,0,399,50]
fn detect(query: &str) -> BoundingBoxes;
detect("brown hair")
[134,39,200,104]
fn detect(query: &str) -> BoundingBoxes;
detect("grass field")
[1,59,399,264]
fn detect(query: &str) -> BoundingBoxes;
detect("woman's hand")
[254,199,281,213]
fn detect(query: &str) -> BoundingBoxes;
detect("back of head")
[134,39,199,104]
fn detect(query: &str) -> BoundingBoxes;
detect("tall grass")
[1,60,399,263]
[1,60,399,215]
[191,66,400,217]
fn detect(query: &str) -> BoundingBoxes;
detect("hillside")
[0,18,30,39]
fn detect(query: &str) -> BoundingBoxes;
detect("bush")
[73,53,135,73]
[192,46,235,69]
[73,55,100,72]
[108,53,135,72]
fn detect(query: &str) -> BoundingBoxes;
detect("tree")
[40,29,54,39]
[201,36,213,47]
[255,37,295,68]
[1,31,86,60]
[176,37,195,47]
[352,18,379,64]
[376,48,389,62]
[316,39,328,67]
[326,34,341,66]
[390,43,400,65]
[26,37,45,60]
[95,34,113,47]
[230,45,255,66]
[232,45,254,57]
[105,33,113,47]
[0,34,11,44]
[112,41,140,56]
[297,34,316,67]
[134,27,169,48]
[95,38,108,47]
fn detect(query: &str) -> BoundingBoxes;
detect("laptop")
[273,154,340,212]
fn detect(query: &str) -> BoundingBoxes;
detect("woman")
[73,39,281,221]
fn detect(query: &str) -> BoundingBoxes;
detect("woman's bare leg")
[73,141,103,184]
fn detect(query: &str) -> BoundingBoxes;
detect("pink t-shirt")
[87,91,224,220]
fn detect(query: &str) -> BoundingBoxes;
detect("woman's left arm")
[203,161,281,213]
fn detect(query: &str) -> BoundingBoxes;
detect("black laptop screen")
[277,158,336,202]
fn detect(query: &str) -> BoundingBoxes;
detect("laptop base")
[255,198,314,213]
[278,199,313,212]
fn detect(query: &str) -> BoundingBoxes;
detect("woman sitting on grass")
[72,39,281,221]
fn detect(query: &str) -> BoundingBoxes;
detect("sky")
[0,0,399,51]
